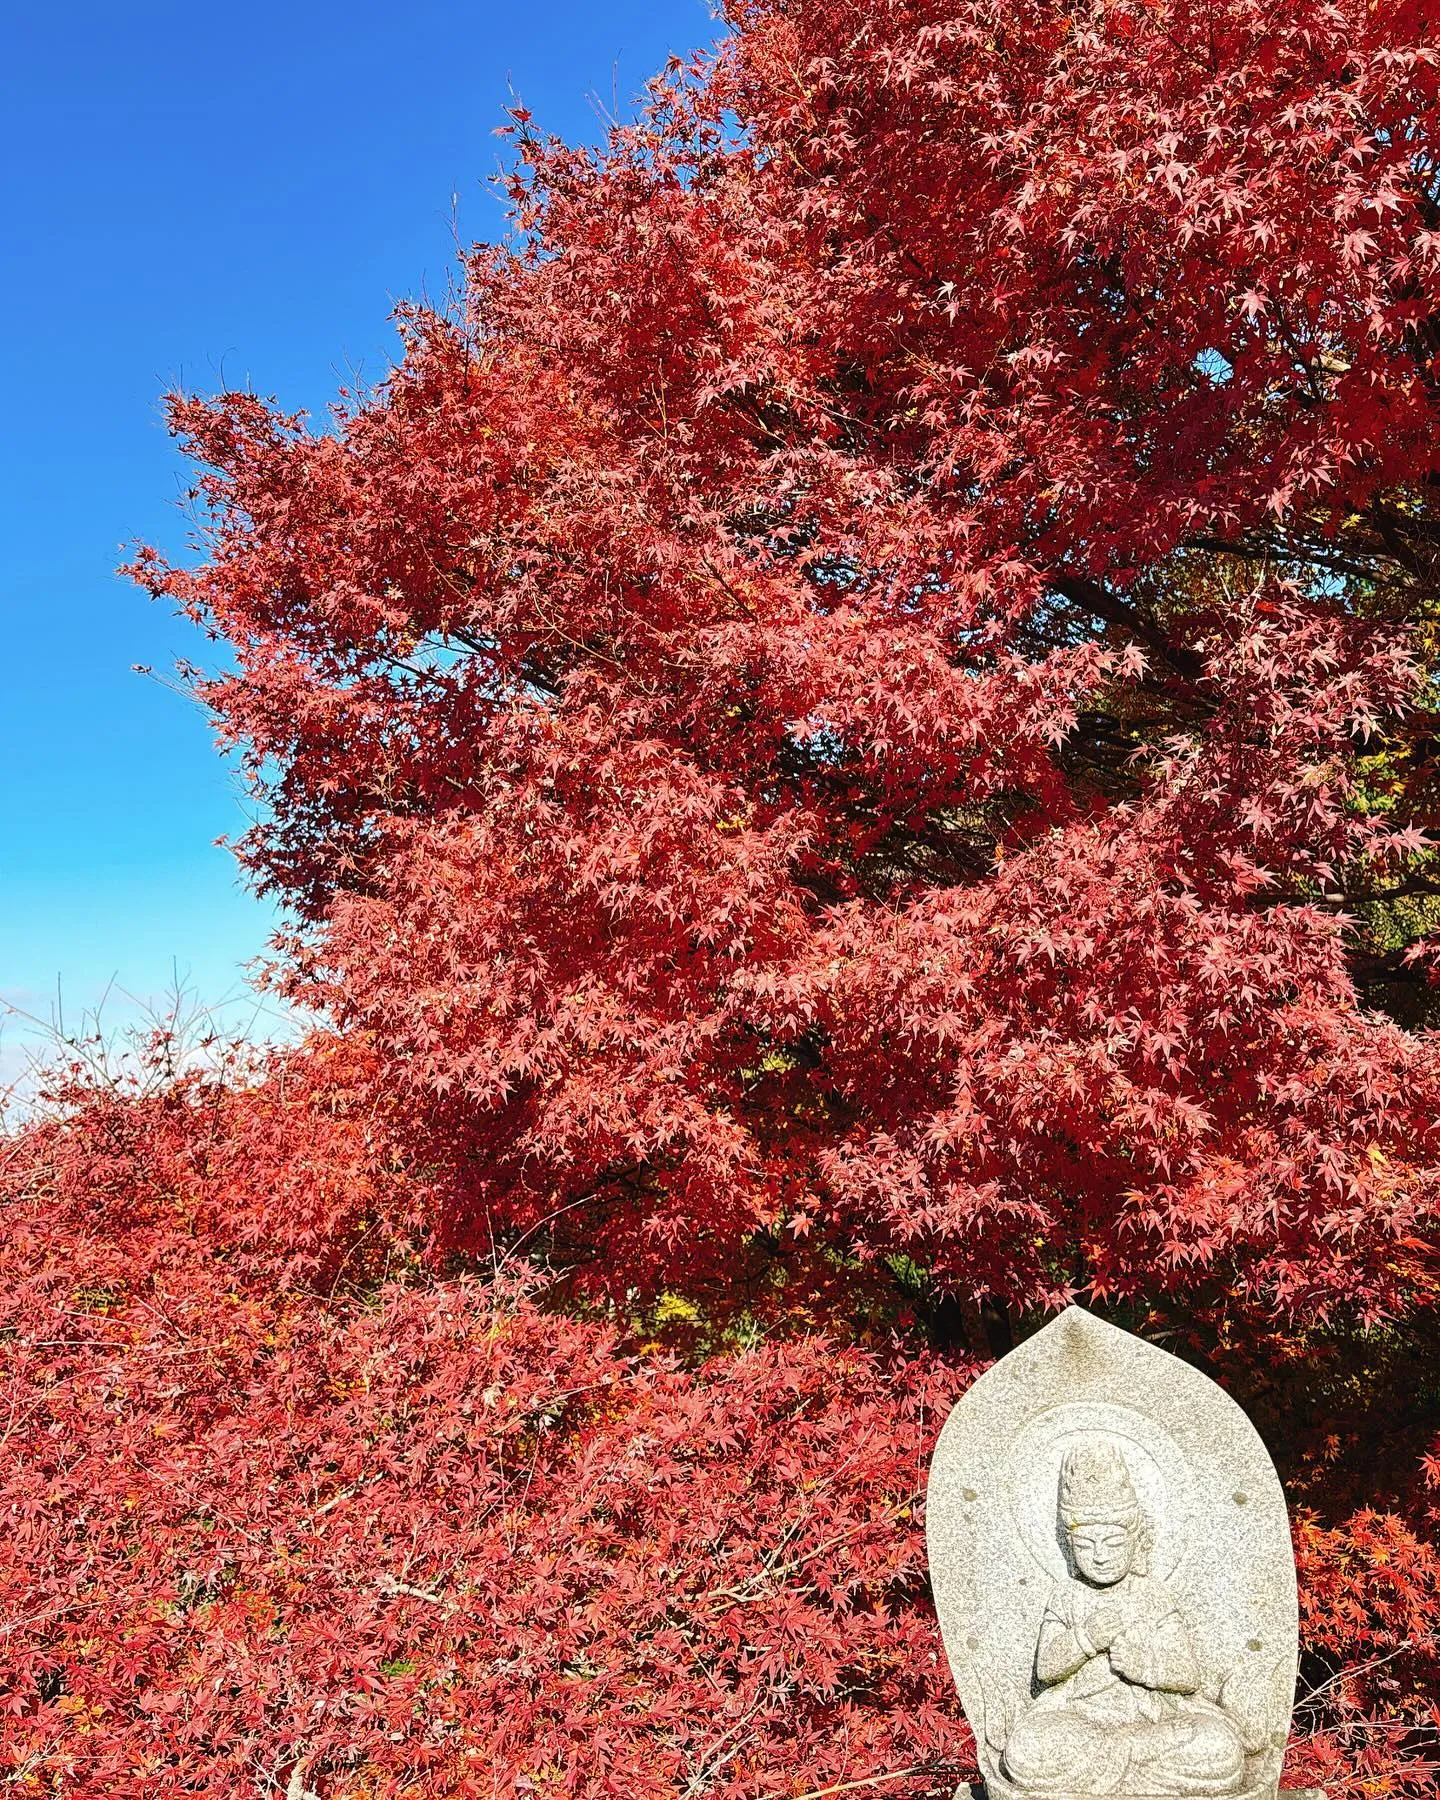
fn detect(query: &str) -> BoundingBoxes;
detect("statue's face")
[1068,1522,1133,1586]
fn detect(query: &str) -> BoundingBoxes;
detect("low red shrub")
[2,1067,1435,1797]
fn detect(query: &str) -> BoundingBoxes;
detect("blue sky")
[1,0,713,1082]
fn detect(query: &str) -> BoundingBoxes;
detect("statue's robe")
[1001,1573,1247,1796]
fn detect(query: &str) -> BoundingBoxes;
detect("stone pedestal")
[962,1790,1325,1800]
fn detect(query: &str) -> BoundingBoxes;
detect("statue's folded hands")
[1108,1625,1162,1689]
[1083,1596,1133,1654]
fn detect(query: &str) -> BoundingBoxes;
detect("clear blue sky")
[1,0,712,1078]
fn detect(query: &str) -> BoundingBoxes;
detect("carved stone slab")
[927,1308,1298,1800]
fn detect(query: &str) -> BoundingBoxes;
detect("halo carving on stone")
[1006,1400,1196,1584]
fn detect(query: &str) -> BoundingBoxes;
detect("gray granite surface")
[927,1308,1304,1800]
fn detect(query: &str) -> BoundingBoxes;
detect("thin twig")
[376,1573,457,1615]
[788,1766,934,1800]
[1294,1633,1439,1713]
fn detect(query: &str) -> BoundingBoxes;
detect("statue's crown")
[1058,1440,1140,1527]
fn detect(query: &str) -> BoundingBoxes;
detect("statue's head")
[1057,1440,1150,1585]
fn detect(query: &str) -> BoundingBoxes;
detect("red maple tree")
[6,1,1440,1793]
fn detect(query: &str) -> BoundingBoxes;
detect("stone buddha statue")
[927,1310,1304,1800]
[999,1442,1248,1798]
